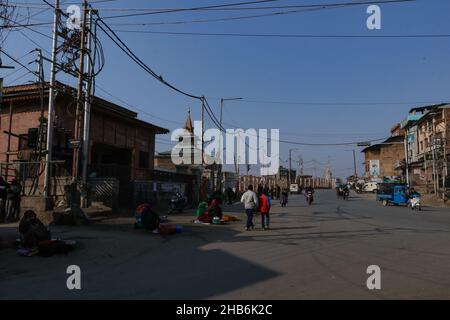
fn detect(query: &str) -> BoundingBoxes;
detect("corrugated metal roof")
[1,81,169,134]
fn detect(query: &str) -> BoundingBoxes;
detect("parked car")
[363,182,378,193]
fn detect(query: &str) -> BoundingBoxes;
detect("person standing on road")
[281,188,289,207]
[6,178,22,222]
[258,190,271,230]
[0,177,9,223]
[226,187,234,205]
[240,184,258,231]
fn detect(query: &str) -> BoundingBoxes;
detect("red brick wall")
[380,143,405,177]
[0,101,45,163]
[1,97,158,180]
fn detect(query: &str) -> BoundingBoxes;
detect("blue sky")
[2,0,450,178]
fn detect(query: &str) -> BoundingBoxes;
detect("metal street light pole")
[289,148,299,184]
[218,97,242,192]
[345,149,358,181]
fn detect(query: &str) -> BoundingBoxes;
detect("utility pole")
[36,49,45,156]
[299,155,304,176]
[444,110,448,189]
[352,149,357,178]
[82,8,93,184]
[404,133,410,187]
[289,149,292,184]
[72,0,88,178]
[200,97,205,166]
[44,0,60,198]
[5,100,12,179]
[217,97,241,191]
[217,98,224,192]
[236,131,240,192]
[218,98,224,191]
[289,148,299,184]
[432,117,438,194]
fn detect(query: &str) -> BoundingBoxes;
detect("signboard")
[407,134,415,143]
[69,139,81,149]
[369,160,380,177]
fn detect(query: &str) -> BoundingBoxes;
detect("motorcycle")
[355,185,363,194]
[168,192,188,214]
[305,191,314,206]
[408,195,422,211]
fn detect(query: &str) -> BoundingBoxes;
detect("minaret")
[181,109,196,165]
[185,108,194,134]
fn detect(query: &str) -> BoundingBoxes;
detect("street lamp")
[218,97,242,192]
[345,149,358,178]
[289,148,300,184]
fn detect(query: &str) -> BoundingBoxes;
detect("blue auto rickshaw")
[377,184,409,207]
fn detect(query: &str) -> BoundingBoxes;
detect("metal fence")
[0,160,68,196]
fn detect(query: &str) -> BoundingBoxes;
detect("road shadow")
[267,225,317,231]
[0,220,281,299]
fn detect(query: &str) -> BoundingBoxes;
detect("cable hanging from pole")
[92,11,203,100]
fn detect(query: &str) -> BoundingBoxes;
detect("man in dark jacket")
[0,177,8,223]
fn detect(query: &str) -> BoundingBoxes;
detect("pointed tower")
[185,109,194,133]
[177,109,199,167]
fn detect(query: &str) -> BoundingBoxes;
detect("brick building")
[362,123,406,181]
[0,82,170,206]
[402,104,450,194]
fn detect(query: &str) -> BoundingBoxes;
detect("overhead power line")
[8,0,412,11]
[101,0,283,19]
[211,98,450,106]
[0,10,53,40]
[107,0,415,26]
[94,84,184,126]
[0,21,52,29]
[93,12,203,100]
[0,47,37,75]
[113,30,450,39]
[101,0,414,19]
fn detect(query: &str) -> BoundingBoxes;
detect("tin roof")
[361,135,404,153]
[1,82,169,134]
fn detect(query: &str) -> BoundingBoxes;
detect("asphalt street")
[1,190,450,299]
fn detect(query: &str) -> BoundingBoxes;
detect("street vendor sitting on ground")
[135,203,160,232]
[197,198,223,223]
[19,210,51,249]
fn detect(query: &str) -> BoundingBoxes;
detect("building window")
[139,151,149,169]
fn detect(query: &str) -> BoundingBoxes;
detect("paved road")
[1,190,450,299]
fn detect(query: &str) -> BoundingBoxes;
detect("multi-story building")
[402,104,450,194]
